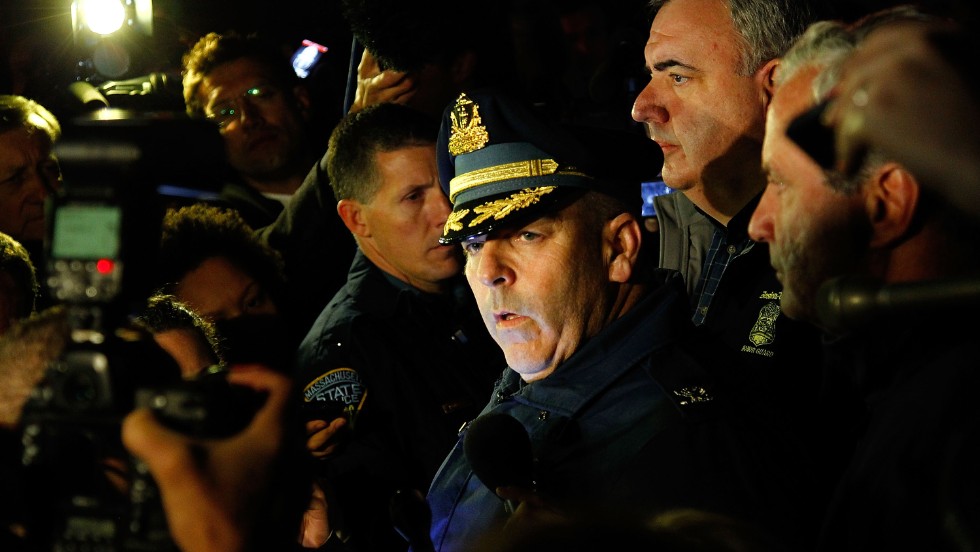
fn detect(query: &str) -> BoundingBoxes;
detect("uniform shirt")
[294,250,505,551]
[655,191,846,492]
[426,271,823,552]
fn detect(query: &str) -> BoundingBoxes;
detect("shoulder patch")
[303,367,367,422]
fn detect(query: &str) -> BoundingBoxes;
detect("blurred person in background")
[0,94,61,266]
[155,203,301,371]
[0,231,37,335]
[748,8,980,550]
[182,31,321,229]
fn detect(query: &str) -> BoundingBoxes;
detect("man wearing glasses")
[182,31,319,229]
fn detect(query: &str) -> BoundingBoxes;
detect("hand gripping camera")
[17,109,262,551]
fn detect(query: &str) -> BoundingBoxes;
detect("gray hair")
[775,5,939,194]
[0,94,61,143]
[649,0,816,75]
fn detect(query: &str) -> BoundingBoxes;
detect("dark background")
[0,0,356,122]
[0,0,953,128]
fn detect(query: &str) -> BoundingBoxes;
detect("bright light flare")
[80,0,126,35]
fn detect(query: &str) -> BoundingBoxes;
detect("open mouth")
[496,311,521,322]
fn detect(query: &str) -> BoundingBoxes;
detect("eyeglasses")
[205,84,281,129]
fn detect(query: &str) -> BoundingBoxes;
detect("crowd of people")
[2,0,980,551]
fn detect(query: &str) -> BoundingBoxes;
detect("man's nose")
[632,82,669,125]
[470,242,514,288]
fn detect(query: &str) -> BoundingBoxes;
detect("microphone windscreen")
[815,275,880,333]
[817,275,980,334]
[463,412,534,492]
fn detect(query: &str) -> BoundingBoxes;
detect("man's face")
[462,200,610,382]
[748,66,869,322]
[357,145,460,293]
[0,127,60,242]
[175,256,279,322]
[631,0,769,195]
[198,58,309,187]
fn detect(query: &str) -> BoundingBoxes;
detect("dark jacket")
[256,153,356,340]
[426,270,823,552]
[215,179,287,229]
[817,317,980,552]
[294,250,505,551]
[657,192,849,503]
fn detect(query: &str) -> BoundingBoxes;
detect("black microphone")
[389,488,434,552]
[463,412,535,505]
[817,275,980,333]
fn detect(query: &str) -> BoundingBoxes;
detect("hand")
[347,49,418,114]
[305,416,348,458]
[122,364,291,552]
[299,480,332,548]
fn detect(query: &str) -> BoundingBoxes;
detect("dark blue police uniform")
[295,250,505,551]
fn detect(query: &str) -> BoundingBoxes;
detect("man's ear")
[756,58,779,108]
[606,213,642,283]
[337,199,370,238]
[864,163,920,247]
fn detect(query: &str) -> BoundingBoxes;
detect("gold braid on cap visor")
[443,159,593,235]
[444,186,556,233]
[448,158,588,202]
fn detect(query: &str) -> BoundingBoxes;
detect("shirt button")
[699,306,708,316]
[726,245,737,255]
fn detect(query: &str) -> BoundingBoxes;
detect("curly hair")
[155,204,286,309]
[0,232,38,319]
[136,292,224,366]
[181,31,298,119]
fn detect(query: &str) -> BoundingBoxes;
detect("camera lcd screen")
[51,204,122,260]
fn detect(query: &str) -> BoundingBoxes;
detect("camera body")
[16,109,257,551]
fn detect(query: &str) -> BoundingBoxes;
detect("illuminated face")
[748,66,869,322]
[355,145,460,293]
[198,58,309,190]
[0,127,61,242]
[174,256,279,322]
[462,200,610,382]
[631,0,768,195]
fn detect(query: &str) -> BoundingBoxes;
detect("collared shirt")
[691,198,758,325]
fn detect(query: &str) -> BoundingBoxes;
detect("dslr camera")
[16,109,261,551]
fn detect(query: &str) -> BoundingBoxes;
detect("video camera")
[16,109,262,551]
